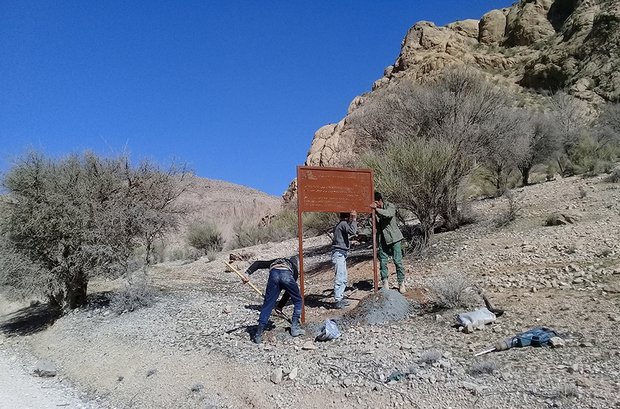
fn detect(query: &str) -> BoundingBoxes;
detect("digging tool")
[224,261,291,323]
[474,327,557,356]
[225,261,264,297]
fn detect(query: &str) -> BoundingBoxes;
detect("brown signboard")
[296,166,378,322]
[297,166,374,213]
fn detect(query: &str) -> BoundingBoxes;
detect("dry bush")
[419,350,442,364]
[428,271,478,310]
[468,360,498,376]
[186,222,223,255]
[516,112,560,186]
[494,192,521,228]
[553,383,579,398]
[229,208,297,249]
[110,273,157,314]
[168,246,201,262]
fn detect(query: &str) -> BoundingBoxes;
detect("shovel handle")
[225,261,264,298]
[224,261,292,323]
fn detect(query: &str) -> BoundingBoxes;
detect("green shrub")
[186,222,223,255]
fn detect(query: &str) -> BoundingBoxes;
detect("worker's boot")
[290,318,305,337]
[382,278,389,289]
[399,282,406,294]
[254,325,265,344]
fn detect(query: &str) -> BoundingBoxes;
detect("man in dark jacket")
[243,256,305,343]
[331,211,357,309]
[370,192,406,293]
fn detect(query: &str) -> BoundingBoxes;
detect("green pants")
[378,238,405,283]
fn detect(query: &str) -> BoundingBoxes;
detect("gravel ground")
[0,347,101,409]
[1,174,620,408]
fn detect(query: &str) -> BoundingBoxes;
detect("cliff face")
[302,0,620,175]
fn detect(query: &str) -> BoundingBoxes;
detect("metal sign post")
[296,166,378,323]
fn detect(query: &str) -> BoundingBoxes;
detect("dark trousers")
[258,268,302,327]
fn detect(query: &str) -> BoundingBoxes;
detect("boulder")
[479,9,507,44]
[505,0,556,46]
[448,19,480,39]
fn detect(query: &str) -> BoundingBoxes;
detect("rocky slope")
[303,0,620,174]
[1,173,619,409]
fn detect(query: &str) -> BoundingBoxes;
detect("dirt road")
[0,348,100,409]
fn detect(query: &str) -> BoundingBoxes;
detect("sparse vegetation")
[428,271,478,310]
[110,273,157,314]
[229,207,298,249]
[419,350,442,364]
[606,166,620,183]
[494,192,521,228]
[356,69,544,245]
[553,383,579,398]
[186,222,224,256]
[303,212,340,237]
[468,360,498,376]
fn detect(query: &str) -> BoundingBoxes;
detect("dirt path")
[0,347,99,409]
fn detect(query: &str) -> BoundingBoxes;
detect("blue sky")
[0,1,514,196]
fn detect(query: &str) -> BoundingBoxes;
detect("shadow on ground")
[0,303,61,337]
[305,253,373,276]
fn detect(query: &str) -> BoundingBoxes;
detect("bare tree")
[481,109,529,195]
[516,112,559,186]
[548,92,590,175]
[595,103,620,150]
[0,151,190,311]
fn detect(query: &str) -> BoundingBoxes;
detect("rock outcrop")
[297,0,620,195]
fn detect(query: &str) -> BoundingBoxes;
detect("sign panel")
[297,166,374,213]
[296,166,378,323]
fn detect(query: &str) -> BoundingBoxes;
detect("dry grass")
[428,271,478,310]
[110,274,157,314]
[468,360,498,376]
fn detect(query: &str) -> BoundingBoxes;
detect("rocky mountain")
[303,0,620,173]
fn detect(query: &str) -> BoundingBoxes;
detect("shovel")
[224,261,291,323]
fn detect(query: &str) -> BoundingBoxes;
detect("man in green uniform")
[371,192,406,293]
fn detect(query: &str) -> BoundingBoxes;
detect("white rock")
[288,367,298,380]
[550,336,565,348]
[302,341,317,350]
[34,360,57,377]
[271,367,283,384]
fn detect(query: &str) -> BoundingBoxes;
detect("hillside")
[303,0,620,171]
[170,175,282,250]
[1,173,619,408]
